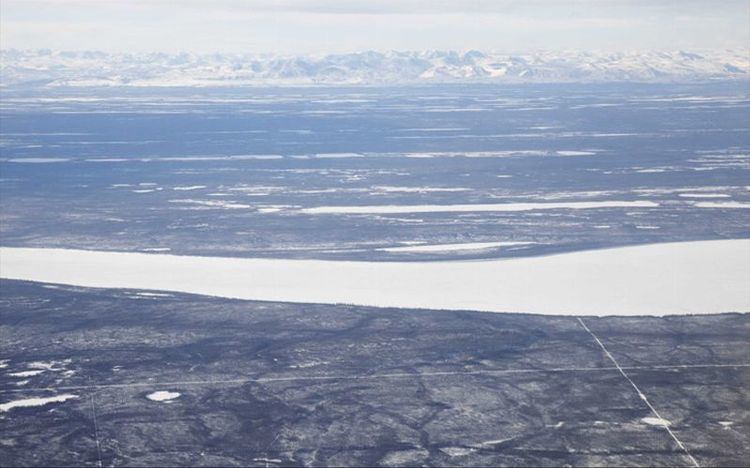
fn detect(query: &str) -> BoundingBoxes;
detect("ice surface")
[1,240,748,316]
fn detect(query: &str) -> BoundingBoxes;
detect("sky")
[1,0,748,54]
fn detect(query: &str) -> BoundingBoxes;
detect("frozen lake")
[2,239,748,315]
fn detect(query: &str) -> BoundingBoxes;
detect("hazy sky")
[1,0,748,54]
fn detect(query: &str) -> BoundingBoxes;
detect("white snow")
[678,193,730,198]
[314,153,363,159]
[8,370,45,377]
[146,391,180,402]
[301,201,659,215]
[168,199,251,209]
[6,158,70,163]
[135,292,173,297]
[641,417,671,427]
[289,360,328,369]
[256,205,297,214]
[636,168,667,173]
[372,186,470,193]
[404,150,551,158]
[440,447,476,457]
[556,151,597,156]
[397,127,469,132]
[230,154,283,160]
[1,240,748,316]
[0,394,78,412]
[28,361,64,370]
[379,241,531,253]
[156,154,284,161]
[694,201,750,208]
[480,439,512,446]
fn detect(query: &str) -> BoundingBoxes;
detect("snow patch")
[694,201,750,209]
[0,394,78,412]
[314,153,363,159]
[678,193,730,199]
[7,158,70,163]
[440,447,476,457]
[556,151,597,156]
[146,391,181,402]
[8,370,45,377]
[134,292,173,297]
[372,186,470,193]
[168,199,251,209]
[301,201,659,215]
[379,241,531,253]
[636,168,667,173]
[641,417,671,427]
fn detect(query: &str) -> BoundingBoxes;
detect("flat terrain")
[1,83,749,262]
[1,280,748,467]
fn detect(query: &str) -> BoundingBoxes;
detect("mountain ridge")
[2,49,748,87]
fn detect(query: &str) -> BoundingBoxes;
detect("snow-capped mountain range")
[1,49,748,87]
